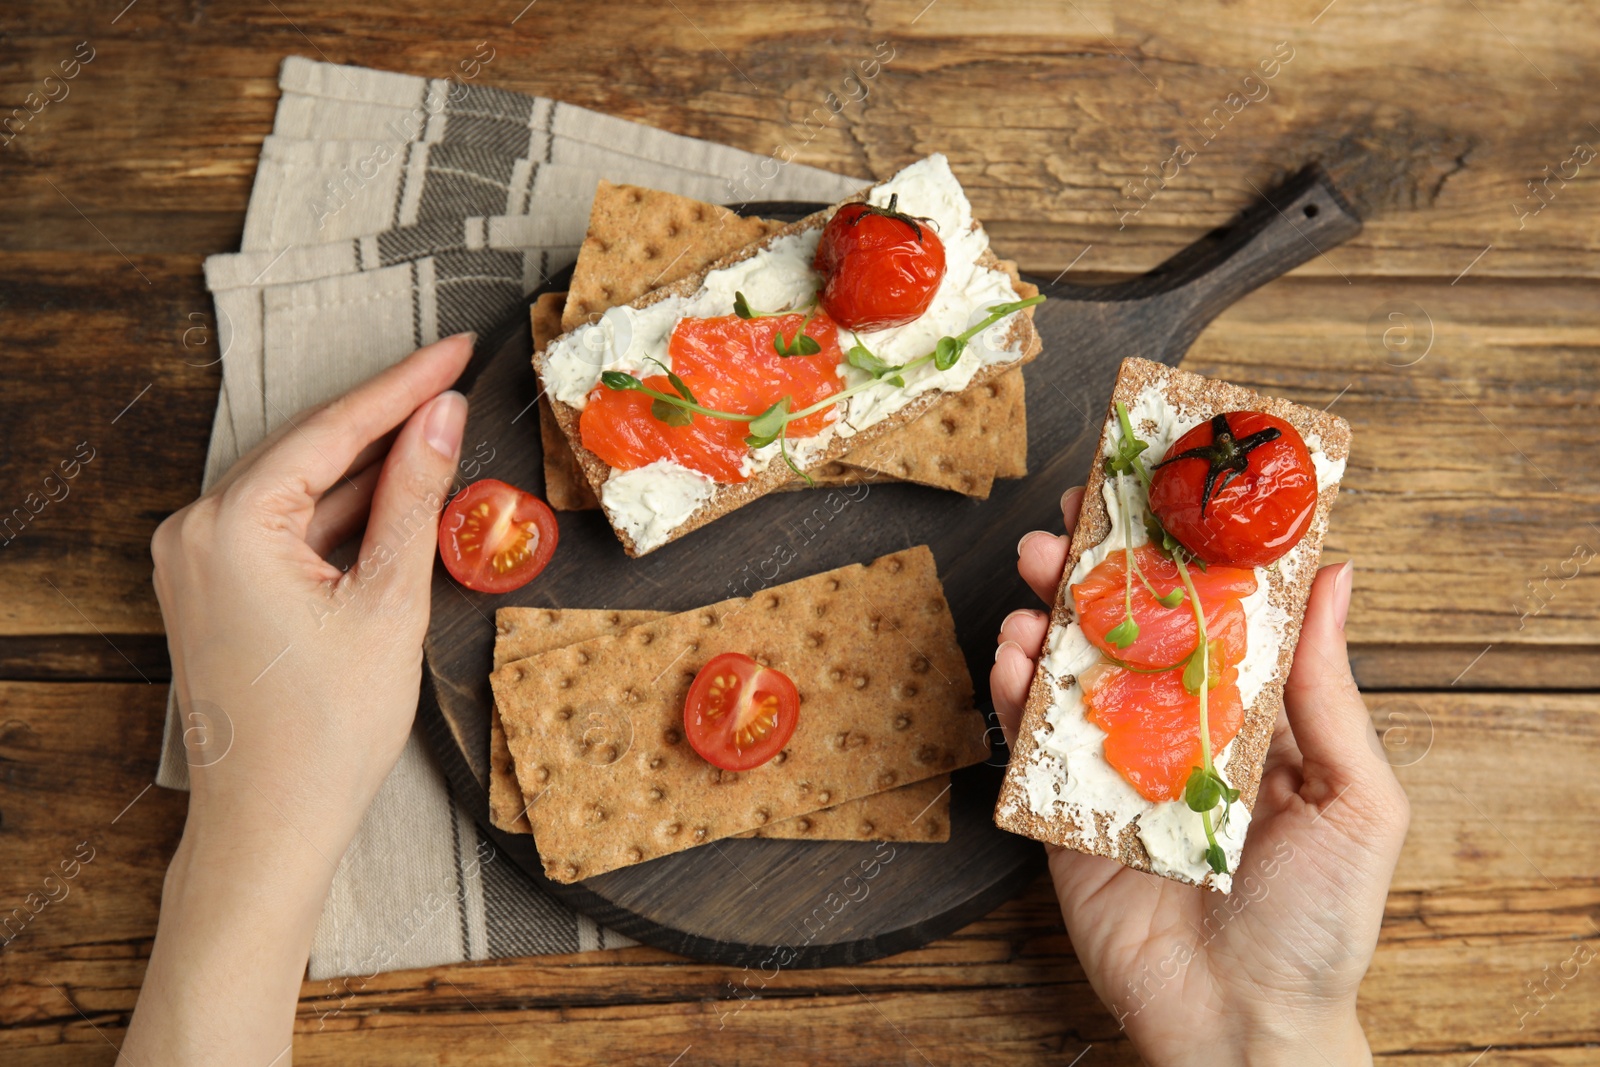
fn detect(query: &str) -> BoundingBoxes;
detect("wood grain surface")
[2,0,1596,1062]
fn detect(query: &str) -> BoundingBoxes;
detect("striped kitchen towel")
[157,56,864,980]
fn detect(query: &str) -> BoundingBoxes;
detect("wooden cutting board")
[418,165,1361,968]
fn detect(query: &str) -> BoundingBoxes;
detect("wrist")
[1233,1005,1370,1067]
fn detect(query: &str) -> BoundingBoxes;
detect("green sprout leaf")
[744,397,791,447]
[1184,766,1238,814]
[1155,587,1185,609]
[733,291,755,319]
[650,398,694,427]
[846,341,905,387]
[666,370,696,404]
[1181,638,1226,695]
[774,330,822,357]
[600,370,641,391]
[1204,843,1228,875]
[644,357,697,405]
[933,335,966,371]
[1105,615,1140,650]
[1105,402,1150,478]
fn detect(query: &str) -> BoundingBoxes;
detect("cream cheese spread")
[598,460,717,553]
[538,154,1030,547]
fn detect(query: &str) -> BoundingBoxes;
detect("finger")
[347,390,468,606]
[998,608,1049,655]
[990,641,1038,750]
[1059,485,1085,535]
[305,459,383,558]
[1283,562,1389,792]
[1017,531,1070,605]
[236,333,475,505]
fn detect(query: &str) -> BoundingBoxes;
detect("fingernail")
[1332,560,1354,631]
[449,330,478,346]
[995,639,1022,664]
[1017,530,1045,556]
[424,391,468,458]
[1061,485,1084,513]
[1000,608,1041,637]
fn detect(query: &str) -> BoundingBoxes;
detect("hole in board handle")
[1303,203,1320,218]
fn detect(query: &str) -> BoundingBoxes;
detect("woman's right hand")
[992,488,1410,1065]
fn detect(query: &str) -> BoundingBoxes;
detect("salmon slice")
[1080,661,1245,803]
[580,311,843,484]
[1072,545,1256,669]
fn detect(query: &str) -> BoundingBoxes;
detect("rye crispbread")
[993,357,1351,888]
[533,181,1029,507]
[489,606,951,841]
[533,175,1043,555]
[491,546,985,882]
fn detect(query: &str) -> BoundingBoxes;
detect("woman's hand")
[123,333,474,1065]
[992,488,1410,1066]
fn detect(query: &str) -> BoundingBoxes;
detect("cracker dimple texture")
[490,547,984,881]
[490,607,956,843]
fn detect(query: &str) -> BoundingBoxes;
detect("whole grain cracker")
[488,607,661,833]
[490,607,950,840]
[491,546,985,882]
[561,181,773,333]
[992,357,1351,889]
[735,774,950,842]
[535,178,1045,556]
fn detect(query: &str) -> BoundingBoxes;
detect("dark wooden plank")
[4,679,1591,1060]
[4,1,1600,278]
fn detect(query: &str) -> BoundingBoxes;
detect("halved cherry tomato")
[1149,411,1317,568]
[813,195,946,331]
[438,479,559,594]
[683,652,799,771]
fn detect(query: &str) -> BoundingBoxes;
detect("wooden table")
[3,1,1597,1062]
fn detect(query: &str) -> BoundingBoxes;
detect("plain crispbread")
[489,606,951,842]
[491,546,986,882]
[533,173,1043,556]
[560,181,774,335]
[993,357,1351,886]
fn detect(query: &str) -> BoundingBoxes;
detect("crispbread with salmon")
[994,357,1350,890]
[533,157,1044,557]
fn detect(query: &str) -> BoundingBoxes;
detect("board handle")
[1149,165,1363,355]
[1049,165,1363,362]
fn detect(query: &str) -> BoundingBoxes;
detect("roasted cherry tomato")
[438,479,559,593]
[813,194,946,331]
[1148,411,1317,568]
[683,652,799,771]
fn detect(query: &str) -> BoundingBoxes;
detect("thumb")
[354,389,467,606]
[1283,562,1393,796]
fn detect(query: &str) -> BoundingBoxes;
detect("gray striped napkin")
[157,56,864,980]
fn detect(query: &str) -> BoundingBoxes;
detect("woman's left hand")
[124,332,473,1064]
